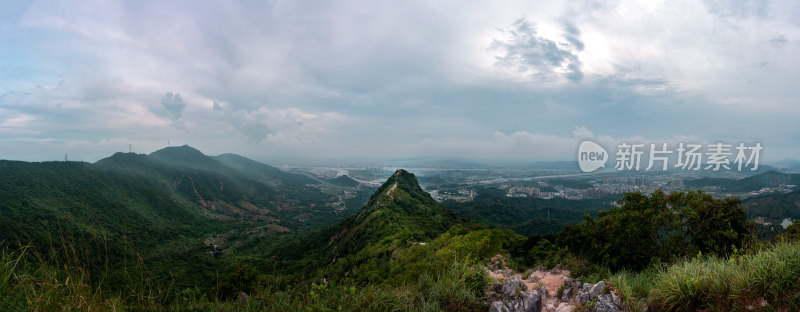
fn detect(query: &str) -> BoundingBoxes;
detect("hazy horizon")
[2,1,799,163]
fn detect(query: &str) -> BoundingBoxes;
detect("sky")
[0,0,798,164]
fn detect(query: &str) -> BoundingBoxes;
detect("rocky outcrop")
[485,255,623,312]
[594,294,622,312]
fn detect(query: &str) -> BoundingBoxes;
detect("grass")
[0,246,123,311]
[1,245,489,312]
[606,266,659,312]
[607,240,800,312]
[176,260,488,312]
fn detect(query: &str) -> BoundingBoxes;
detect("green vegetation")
[3,152,800,311]
[744,189,800,220]
[0,246,489,311]
[326,175,360,188]
[685,170,800,193]
[0,146,374,298]
[444,187,615,235]
[607,241,800,311]
[559,190,750,270]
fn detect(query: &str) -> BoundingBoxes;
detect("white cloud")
[0,0,798,162]
[227,107,347,145]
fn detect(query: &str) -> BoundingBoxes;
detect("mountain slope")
[149,145,226,173]
[326,175,360,188]
[744,189,800,220]
[328,170,459,258]
[685,171,800,193]
[0,159,228,289]
[0,146,372,290]
[267,170,465,283]
[214,153,317,191]
[97,147,352,229]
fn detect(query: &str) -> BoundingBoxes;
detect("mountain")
[149,145,227,173]
[0,146,373,290]
[327,170,459,257]
[773,159,800,170]
[99,147,355,229]
[743,189,800,221]
[685,170,800,193]
[443,186,614,235]
[0,159,227,289]
[326,175,360,188]
[214,153,317,189]
[270,169,463,283]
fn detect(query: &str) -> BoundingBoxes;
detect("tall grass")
[2,245,489,311]
[0,246,124,311]
[608,241,800,312]
[607,266,659,312]
[0,229,171,311]
[223,260,489,312]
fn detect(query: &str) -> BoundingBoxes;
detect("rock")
[561,288,572,302]
[489,301,510,312]
[576,290,591,306]
[556,302,574,312]
[539,285,548,300]
[502,275,527,298]
[494,280,503,293]
[611,293,621,306]
[513,290,542,312]
[582,283,592,292]
[593,294,622,312]
[590,281,606,299]
[491,288,541,312]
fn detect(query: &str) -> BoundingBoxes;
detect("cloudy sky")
[1,0,798,164]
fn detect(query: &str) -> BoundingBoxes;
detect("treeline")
[443,186,617,235]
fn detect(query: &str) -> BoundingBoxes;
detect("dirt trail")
[188,176,207,208]
[387,182,398,199]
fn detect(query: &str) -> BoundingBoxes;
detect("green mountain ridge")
[267,169,467,284]
[0,146,370,290]
[326,175,360,188]
[685,170,800,193]
[149,145,226,172]
[744,189,800,221]
[327,170,459,258]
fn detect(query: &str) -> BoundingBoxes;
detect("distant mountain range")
[685,170,800,193]
[0,145,372,289]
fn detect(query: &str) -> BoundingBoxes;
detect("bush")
[559,191,752,271]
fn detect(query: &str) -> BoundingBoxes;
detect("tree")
[558,191,751,271]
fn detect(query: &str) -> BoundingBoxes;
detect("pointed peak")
[379,169,420,191]
[393,169,412,177]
